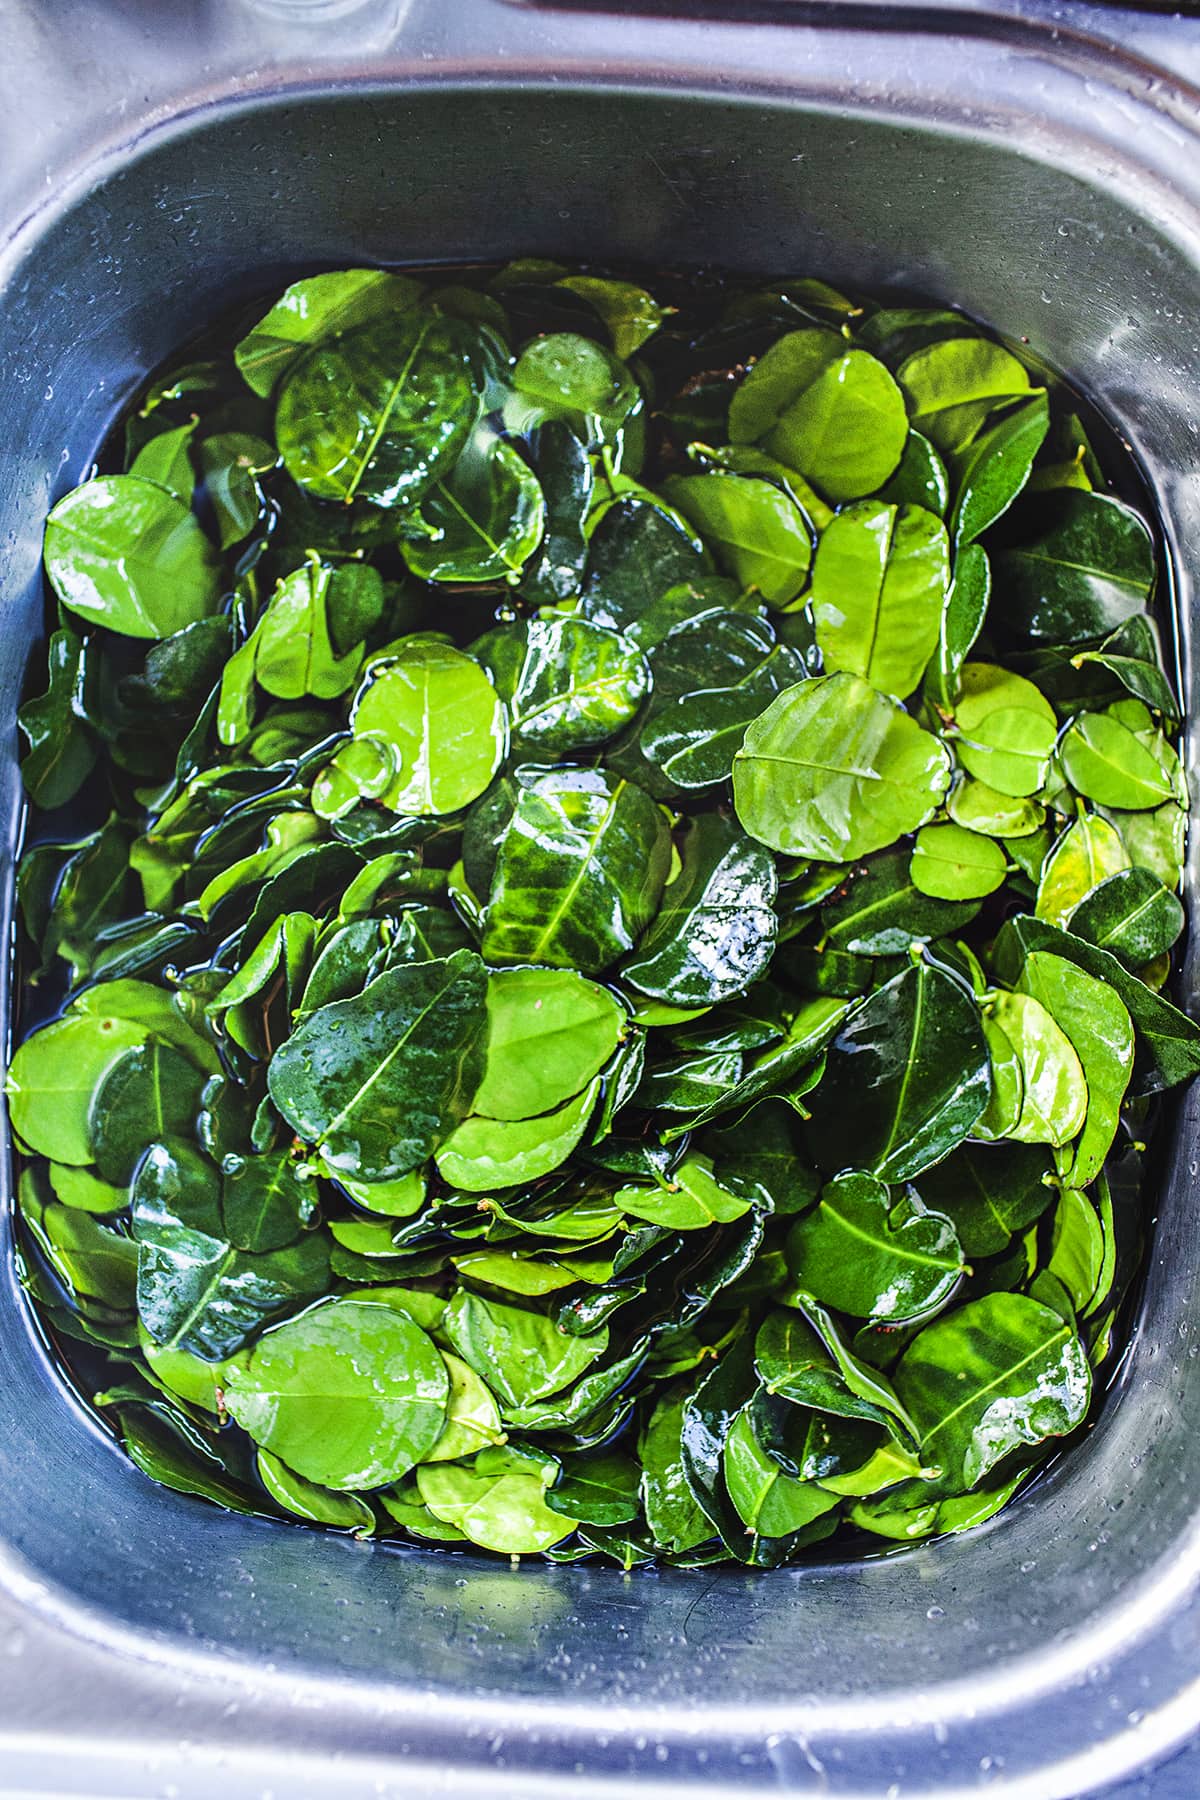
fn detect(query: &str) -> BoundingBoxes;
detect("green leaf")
[914,1141,1054,1257]
[952,661,1059,797]
[1046,1188,1105,1313]
[481,766,671,973]
[472,966,625,1121]
[256,1448,376,1531]
[723,1403,841,1538]
[993,492,1155,642]
[222,1150,316,1252]
[1069,867,1184,969]
[349,640,507,816]
[267,951,490,1182]
[733,672,951,860]
[810,501,949,699]
[1016,951,1133,1187]
[910,822,1007,900]
[224,1299,448,1488]
[18,627,97,808]
[442,1288,608,1409]
[614,1153,752,1231]
[878,431,948,516]
[474,614,648,753]
[130,421,197,503]
[662,472,813,607]
[234,268,424,397]
[926,542,990,709]
[199,433,274,548]
[621,814,778,1006]
[416,1448,576,1553]
[401,439,545,583]
[805,961,991,1183]
[1034,814,1129,926]
[275,310,481,507]
[578,498,707,636]
[423,1351,505,1462]
[555,276,669,358]
[730,329,908,502]
[6,1014,146,1164]
[433,1075,601,1191]
[786,1171,964,1322]
[1059,708,1176,810]
[131,1140,329,1359]
[897,337,1034,455]
[44,475,221,640]
[949,392,1049,545]
[895,1292,1091,1491]
[992,913,1200,1094]
[820,847,979,954]
[639,1387,712,1553]
[546,1448,641,1525]
[985,990,1088,1146]
[91,1040,208,1184]
[511,331,638,429]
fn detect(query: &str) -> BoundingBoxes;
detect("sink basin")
[2,1,1200,1793]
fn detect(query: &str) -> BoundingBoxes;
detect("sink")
[2,1,1200,1792]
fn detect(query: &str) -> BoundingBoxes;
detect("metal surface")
[2,1,1200,1794]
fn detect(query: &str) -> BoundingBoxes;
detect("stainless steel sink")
[3,1,1200,1793]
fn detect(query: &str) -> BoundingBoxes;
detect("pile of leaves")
[7,262,1197,1565]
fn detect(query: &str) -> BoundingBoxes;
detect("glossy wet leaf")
[1016,951,1133,1187]
[953,661,1059,797]
[1069,867,1184,968]
[949,392,1049,545]
[1034,814,1128,926]
[897,337,1034,455]
[926,542,990,709]
[805,961,991,1183]
[914,1140,1054,1257]
[992,914,1200,1095]
[474,615,647,753]
[234,268,424,397]
[994,492,1155,642]
[44,474,221,640]
[820,847,979,954]
[578,498,707,636]
[225,1299,448,1488]
[18,627,97,808]
[786,1171,964,1322]
[723,1404,841,1538]
[442,1287,608,1409]
[481,766,671,973]
[810,501,949,699]
[614,1154,752,1231]
[895,1292,1091,1490]
[349,640,507,816]
[417,1448,575,1553]
[275,310,480,508]
[7,1014,146,1164]
[986,990,1088,1147]
[268,951,490,1181]
[733,672,951,860]
[257,1448,376,1531]
[400,439,545,584]
[621,814,777,1006]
